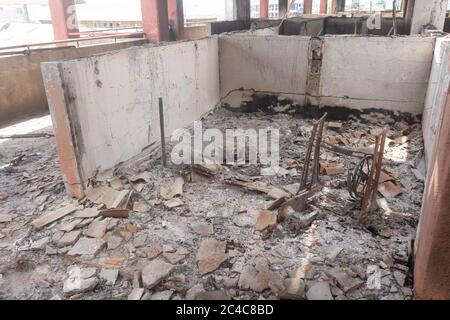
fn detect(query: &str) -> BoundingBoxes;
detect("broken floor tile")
[255,210,277,231]
[85,218,109,239]
[31,204,79,230]
[57,230,82,248]
[128,288,145,300]
[191,222,214,236]
[196,239,227,275]
[141,259,175,289]
[306,282,333,300]
[73,208,100,219]
[100,268,119,286]
[67,237,106,257]
[327,268,364,293]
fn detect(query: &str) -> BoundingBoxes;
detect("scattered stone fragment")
[378,181,402,199]
[85,218,109,239]
[57,230,82,248]
[110,178,124,190]
[130,171,152,184]
[147,245,163,259]
[279,278,306,300]
[31,204,79,230]
[63,267,98,297]
[128,288,145,300]
[58,219,83,232]
[100,268,119,285]
[195,290,231,300]
[107,235,123,250]
[160,177,184,200]
[238,265,281,293]
[326,246,344,261]
[163,252,186,265]
[67,237,106,256]
[196,239,227,275]
[186,284,205,300]
[141,259,175,289]
[133,233,148,248]
[73,208,100,219]
[255,210,277,231]
[151,290,174,300]
[327,268,364,293]
[0,214,15,223]
[306,282,333,300]
[104,257,126,267]
[393,271,406,287]
[133,201,150,213]
[191,223,214,236]
[366,265,382,290]
[164,198,184,209]
[31,236,50,250]
[163,245,175,253]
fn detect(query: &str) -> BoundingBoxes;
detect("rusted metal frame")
[357,128,387,224]
[298,113,327,194]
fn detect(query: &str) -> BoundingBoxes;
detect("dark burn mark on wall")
[223,93,421,125]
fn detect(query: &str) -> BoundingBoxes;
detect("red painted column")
[48,0,79,41]
[320,0,328,14]
[260,0,269,18]
[140,0,170,43]
[304,0,313,14]
[168,0,184,40]
[414,61,450,300]
[236,0,250,21]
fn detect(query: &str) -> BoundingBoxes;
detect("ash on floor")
[0,105,424,300]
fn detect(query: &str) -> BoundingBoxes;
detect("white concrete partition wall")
[219,35,310,100]
[219,35,435,114]
[42,37,220,196]
[423,38,450,170]
[319,36,435,113]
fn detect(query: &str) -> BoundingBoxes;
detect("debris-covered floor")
[0,101,426,300]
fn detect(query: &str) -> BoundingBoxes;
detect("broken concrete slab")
[128,288,145,300]
[164,198,184,209]
[306,282,333,300]
[100,268,119,286]
[151,290,174,300]
[0,213,15,223]
[327,268,364,293]
[58,219,83,232]
[196,239,227,275]
[63,267,98,297]
[85,186,129,209]
[194,290,232,300]
[255,210,277,231]
[106,235,122,250]
[31,204,79,229]
[147,245,163,259]
[85,218,109,239]
[160,177,184,200]
[279,278,306,300]
[73,208,100,219]
[141,259,175,289]
[393,271,406,287]
[57,230,82,248]
[67,237,106,257]
[191,222,214,236]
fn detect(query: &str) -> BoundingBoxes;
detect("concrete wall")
[0,39,146,128]
[319,36,435,113]
[219,35,310,100]
[42,37,220,197]
[219,35,435,114]
[411,0,449,34]
[423,38,450,170]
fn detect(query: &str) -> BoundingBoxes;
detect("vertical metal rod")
[159,97,167,167]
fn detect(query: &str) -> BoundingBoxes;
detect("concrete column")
[140,0,170,43]
[304,0,313,14]
[279,0,288,17]
[48,0,79,41]
[415,62,450,299]
[410,0,449,34]
[260,0,269,18]
[168,0,184,40]
[235,0,251,21]
[320,0,328,14]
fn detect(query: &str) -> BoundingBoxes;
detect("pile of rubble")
[0,104,424,300]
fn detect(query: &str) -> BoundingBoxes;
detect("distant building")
[250,0,303,19]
